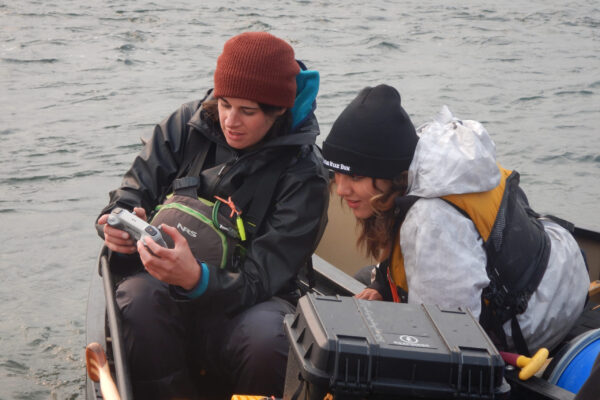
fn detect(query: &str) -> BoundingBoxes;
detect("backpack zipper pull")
[236,216,246,242]
[214,195,247,241]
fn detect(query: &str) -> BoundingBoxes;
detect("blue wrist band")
[186,261,209,299]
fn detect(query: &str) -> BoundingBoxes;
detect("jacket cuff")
[171,261,210,299]
[370,263,393,302]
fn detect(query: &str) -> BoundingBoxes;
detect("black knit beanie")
[322,84,418,179]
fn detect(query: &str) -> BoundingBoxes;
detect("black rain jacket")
[97,92,329,315]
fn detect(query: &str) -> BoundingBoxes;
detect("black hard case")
[283,294,510,399]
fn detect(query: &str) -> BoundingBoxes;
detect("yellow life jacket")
[388,166,511,296]
[386,165,551,355]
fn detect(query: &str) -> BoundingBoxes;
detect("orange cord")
[387,268,401,303]
[214,195,242,218]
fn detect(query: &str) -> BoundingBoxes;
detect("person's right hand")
[355,288,383,301]
[97,207,147,254]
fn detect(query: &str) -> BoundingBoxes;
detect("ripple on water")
[14,390,51,400]
[515,95,545,102]
[555,90,594,97]
[1,360,29,374]
[118,43,135,51]
[2,57,59,64]
[534,150,600,165]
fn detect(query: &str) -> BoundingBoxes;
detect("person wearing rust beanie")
[96,31,328,399]
[214,31,300,108]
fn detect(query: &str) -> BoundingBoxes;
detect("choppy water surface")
[1,0,598,397]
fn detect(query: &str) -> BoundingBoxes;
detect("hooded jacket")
[372,106,589,351]
[97,73,329,315]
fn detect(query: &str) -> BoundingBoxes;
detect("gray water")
[1,0,598,398]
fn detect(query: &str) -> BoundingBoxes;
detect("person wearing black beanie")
[322,83,418,258]
[323,84,417,179]
[322,86,589,358]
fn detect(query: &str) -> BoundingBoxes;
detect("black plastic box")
[283,294,510,399]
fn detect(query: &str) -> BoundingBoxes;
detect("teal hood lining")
[291,65,319,131]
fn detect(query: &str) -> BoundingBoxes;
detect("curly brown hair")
[354,172,409,261]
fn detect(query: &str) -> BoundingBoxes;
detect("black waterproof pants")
[115,271,295,400]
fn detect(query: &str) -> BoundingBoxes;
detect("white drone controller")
[107,207,168,248]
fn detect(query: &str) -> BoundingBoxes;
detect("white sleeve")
[507,219,589,351]
[401,198,490,318]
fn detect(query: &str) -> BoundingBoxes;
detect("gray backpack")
[150,178,245,270]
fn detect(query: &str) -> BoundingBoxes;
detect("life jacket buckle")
[514,293,529,315]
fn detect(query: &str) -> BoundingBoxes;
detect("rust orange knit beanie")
[213,32,300,108]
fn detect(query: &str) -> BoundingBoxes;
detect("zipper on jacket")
[208,154,239,196]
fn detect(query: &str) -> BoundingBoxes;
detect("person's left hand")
[138,224,201,290]
[355,288,383,301]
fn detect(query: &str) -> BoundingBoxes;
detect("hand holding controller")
[107,207,168,248]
